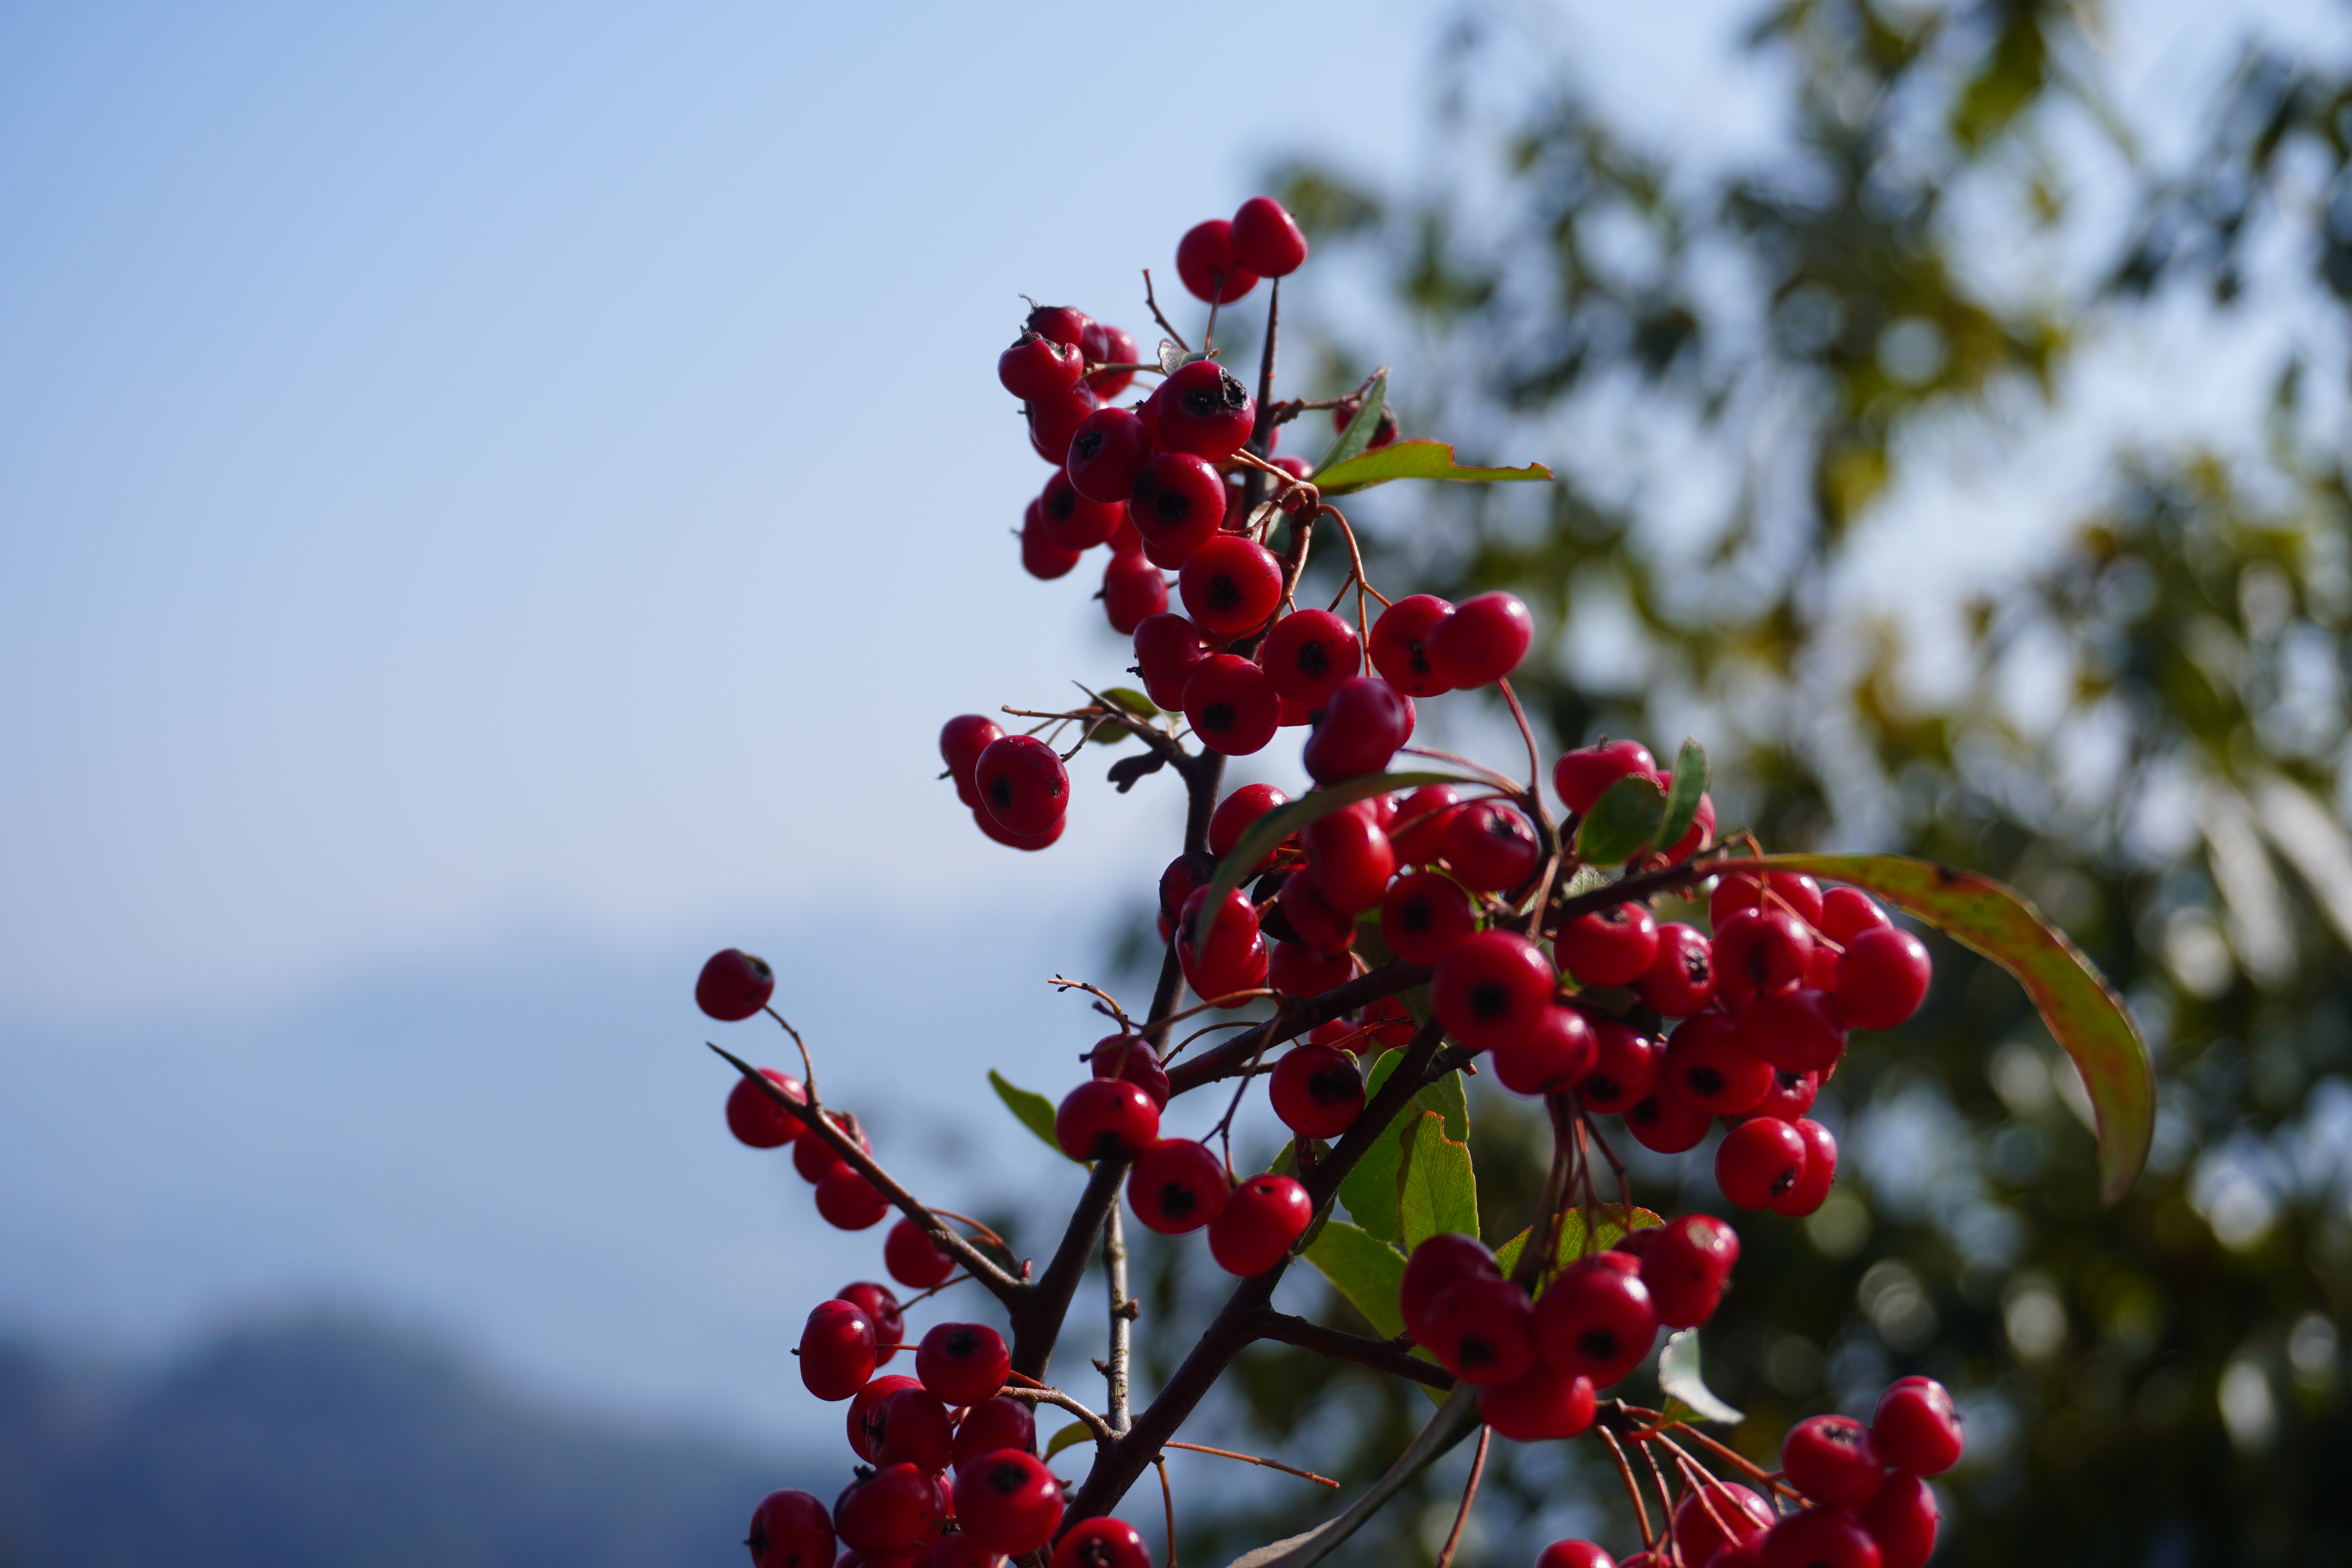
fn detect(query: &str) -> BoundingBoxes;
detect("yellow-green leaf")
[1310,371,1390,475]
[1044,1420,1096,1460]
[1316,439,1553,496]
[1398,1111,1479,1251]
[1655,739,1708,855]
[1301,1220,1409,1340]
[989,1070,1071,1161]
[1755,852,2155,1205]
[1491,1204,1664,1279]
[1575,774,1667,866]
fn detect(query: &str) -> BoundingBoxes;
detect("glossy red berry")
[872,1384,955,1472]
[1025,303,1092,347]
[1711,868,1825,930]
[1552,740,1657,815]
[748,1489,837,1568]
[1081,319,1139,399]
[1636,922,1717,1016]
[1655,782,1715,864]
[1230,195,1308,276]
[1020,499,1083,581]
[1278,866,1357,956]
[793,1112,869,1183]
[1660,1011,1771,1117]
[1132,612,1210,710]
[1783,1414,1883,1507]
[885,1218,958,1290]
[1480,1363,1597,1441]
[1209,1173,1313,1275]
[1359,993,1417,1047]
[1025,384,1098,467]
[1858,1471,1940,1568]
[1182,653,1280,757]
[1491,1006,1599,1096]
[1050,1517,1152,1568]
[1716,1116,1809,1209]
[817,1163,891,1230]
[1379,871,1477,965]
[1301,676,1415,783]
[1443,801,1539,891]
[726,1067,805,1148]
[1424,591,1532,688]
[1174,219,1259,303]
[1431,930,1556,1051]
[1670,1482,1773,1568]
[1157,360,1256,461]
[1269,938,1351,998]
[1368,595,1455,697]
[972,804,1065,852]
[1398,1233,1501,1339]
[1626,1091,1713,1154]
[799,1298,877,1401]
[1873,1376,1963,1475]
[998,330,1085,402]
[1269,1043,1366,1138]
[698,948,776,1022]
[1128,1138,1229,1234]
[1534,1256,1657,1387]
[1712,908,1814,1004]
[1639,1214,1739,1329]
[1088,1035,1171,1109]
[1301,806,1397,913]
[1390,784,1464,865]
[951,1451,1063,1555]
[1054,1078,1160,1161]
[941,716,1006,809]
[1754,1066,1821,1121]
[1554,902,1661,986]
[951,1396,1037,1470]
[837,1281,906,1367]
[1179,534,1282,636]
[1572,1018,1657,1112]
[1260,608,1362,704]
[1039,469,1126,553]
[1065,407,1155,504]
[1819,885,1891,944]
[1102,552,1168,634]
[1421,1273,1538,1384]
[1127,452,1227,567]
[1534,1542,1613,1568]
[916,1322,1011,1407]
[974,735,1069,837]
[1836,927,1932,1029]
[1177,885,1268,998]
[1734,986,1846,1073]
[1207,782,1288,865]
[1770,1117,1838,1216]
[1760,1508,1881,1568]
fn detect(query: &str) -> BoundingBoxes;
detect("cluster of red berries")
[1534,1376,1958,1568]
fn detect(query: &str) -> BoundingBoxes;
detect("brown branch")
[1142,269,1191,354]
[1162,1441,1340,1489]
[1010,1155,1129,1381]
[1163,960,1432,1098]
[1249,1310,1455,1390]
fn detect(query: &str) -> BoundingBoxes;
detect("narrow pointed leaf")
[1575,774,1668,866]
[1195,770,1471,951]
[1301,1220,1410,1340]
[1657,1329,1743,1424]
[1044,1421,1096,1460]
[1337,1052,1412,1240]
[1397,1111,1479,1251]
[989,1070,1070,1160]
[1101,687,1159,719]
[1654,739,1709,857]
[1753,852,2155,1205]
[1310,371,1388,475]
[1315,439,1554,496]
[1492,1204,1664,1278]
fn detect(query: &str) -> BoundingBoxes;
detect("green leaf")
[1754,852,2156,1205]
[1656,1329,1743,1425]
[1398,1111,1479,1251]
[1101,687,1159,719]
[1301,1220,1409,1340]
[1491,1204,1664,1278]
[1195,771,1472,952]
[1574,774,1667,866]
[1654,739,1709,857]
[1314,439,1555,497]
[1310,371,1388,475]
[1337,1051,1412,1240]
[989,1070,1070,1161]
[1044,1420,1096,1461]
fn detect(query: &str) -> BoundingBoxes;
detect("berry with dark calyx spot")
[1534,1543,1614,1568]
[1534,1254,1658,1388]
[1836,927,1933,1029]
[1127,452,1227,567]
[1443,800,1539,891]
[1390,784,1464,865]
[1481,1363,1597,1441]
[1278,866,1357,956]
[974,735,1069,837]
[792,1112,868,1183]
[1659,1011,1771,1117]
[1127,1137,1229,1234]
[1054,1078,1160,1161]
[1368,595,1455,697]
[1873,1376,1964,1475]
[1735,986,1846,1073]
[1230,195,1308,276]
[1101,552,1168,634]
[817,1163,891,1230]
[1639,1214,1739,1328]
[885,1218,958,1290]
[1268,938,1352,998]
[799,1299,877,1401]
[1670,1482,1774,1568]
[1158,851,1218,930]
[1636,922,1717,1016]
[916,1322,1012,1407]
[1039,467,1123,551]
[1024,304,1092,347]
[926,1534,1004,1568]
[1425,591,1533,688]
[837,1282,906,1366]
[1431,929,1556,1051]
[1380,870,1477,965]
[1573,1018,1658,1112]
[1208,782,1290,866]
[1421,1273,1538,1384]
[1712,908,1815,1004]
[1711,868,1825,930]
[1025,384,1098,466]
[1626,1091,1713,1154]
[998,330,1085,402]
[940,716,1006,809]
[1554,902,1661,987]
[1157,359,1256,461]
[1857,1472,1940,1568]
[748,1489,836,1568]
[1715,1116,1809,1209]
[1179,534,1283,636]
[1783,1414,1883,1507]
[1065,407,1156,505]
[1182,653,1281,756]
[1301,805,1397,913]
[1819,885,1891,944]
[1331,397,1399,448]
[1760,1508,1882,1568]
[1133,612,1210,710]
[1400,1232,1501,1339]
[950,1396,1037,1470]
[971,804,1064,852]
[726,1067,805,1148]
[1177,884,1264,978]
[1051,1517,1152,1568]
[1208,1173,1313,1275]
[1491,1005,1599,1096]
[1754,1066,1821,1121]
[1260,608,1363,705]
[1770,1117,1838,1216]
[1019,499,1082,581]
[1551,740,1658,815]
[1088,1034,1171,1109]
[873,1384,955,1472]
[1080,319,1139,398]
[1269,1042,1366,1138]
[698,949,776,1022]
[1301,676,1415,782]
[1175,219,1260,303]
[950,1450,1063,1555]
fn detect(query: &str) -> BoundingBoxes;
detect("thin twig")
[999,1384,1116,1444]
[1249,1310,1455,1389]
[1156,1457,1179,1568]
[1432,1426,1490,1568]
[1143,269,1191,354]
[1162,1441,1341,1488]
[1051,976,1133,1033]
[1598,1426,1655,1552]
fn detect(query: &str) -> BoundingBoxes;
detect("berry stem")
[1000,1383,1115,1446]
[1163,960,1432,1097]
[1431,1425,1490,1568]
[1141,269,1192,355]
[1162,1440,1340,1490]
[1595,1425,1656,1554]
[1155,1457,1178,1568]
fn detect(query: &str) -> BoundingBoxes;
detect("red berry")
[916,1322,1011,1406]
[1208,782,1290,864]
[1551,740,1657,815]
[1670,1482,1773,1568]
[1636,921,1717,1016]
[1080,319,1139,399]
[1157,359,1256,461]
[1626,1091,1713,1154]
[941,717,1006,809]
[1127,452,1227,566]
[873,1384,955,1472]
[817,1163,891,1230]
[1760,1508,1881,1568]
[1819,885,1891,943]
[1182,653,1280,756]
[998,330,1085,402]
[950,1451,1063,1555]
[1639,1214,1739,1329]
[1712,908,1814,1004]
[1754,1066,1821,1121]
[1368,595,1455,697]
[1421,1273,1538,1384]
[1177,917,1256,997]
[1783,1414,1883,1508]
[1655,779,1716,864]
[1390,784,1464,865]
[1873,1376,1963,1475]
[925,1534,1002,1568]
[1268,938,1353,998]
[1431,930,1556,1051]
[1177,886,1269,999]
[793,1113,869,1183]
[1659,1011,1771,1117]
[1132,612,1210,709]
[1025,384,1098,467]
[1260,609,1362,704]
[1331,397,1399,448]
[1444,801,1539,891]
[1174,219,1259,303]
[1054,1078,1160,1161]
[1572,1018,1657,1112]
[1301,806,1397,913]
[1715,1116,1809,1209]
[1533,1256,1657,1387]
[1179,534,1282,636]
[1025,304,1093,347]
[799,1299,877,1401]
[837,1282,906,1366]
[974,735,1069,837]
[1037,468,1124,555]
[1836,927,1932,1029]
[1490,1006,1599,1096]
[1209,1173,1313,1275]
[951,1396,1038,1470]
[1711,869,1825,930]
[1301,676,1415,783]
[1770,1117,1838,1216]
[1534,1543,1613,1568]
[1480,1363,1596,1441]
[1400,1233,1501,1339]
[697,948,776,1022]
[1278,866,1357,956]
[1127,1138,1229,1234]
[1269,1042,1366,1138]
[749,1489,837,1568]
[1087,1034,1171,1109]
[1102,552,1168,634]
[972,803,1065,852]
[726,1067,806,1148]
[1805,943,1842,990]
[1230,195,1308,276]
[1065,408,1155,505]
[1857,1471,1940,1568]
[1358,993,1417,1047]
[885,1218,958,1290]
[1734,986,1846,1073]
[1379,871,1477,965]
[1424,591,1532,687]
[1554,902,1661,986]
[1019,498,1083,581]
[1050,1517,1152,1568]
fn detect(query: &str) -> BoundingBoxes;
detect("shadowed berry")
[1024,304,1092,347]
[1301,805,1397,913]
[1025,384,1098,466]
[1444,801,1539,891]
[1066,407,1155,505]
[726,1067,805,1148]
[1858,1472,1940,1568]
[1534,1255,1657,1387]
[1128,1137,1229,1234]
[1490,1006,1598,1096]
[1770,1117,1838,1216]
[950,1396,1037,1470]
[1554,901,1661,985]
[1713,908,1815,1004]
[1712,869,1825,930]
[1102,552,1168,634]
[1390,784,1464,864]
[1301,676,1414,782]
[1039,467,1123,550]
[972,804,1065,851]
[1637,922,1717,1016]
[1754,1065,1821,1120]
[1182,653,1281,756]
[1534,1542,1614,1568]
[1660,1011,1771,1117]
[1132,612,1210,709]
[1400,1232,1501,1340]
[974,735,1069,837]
[1379,870,1477,965]
[1050,1517,1152,1568]
[1080,319,1139,398]
[1573,1018,1658,1113]
[1088,1034,1171,1109]
[1873,1376,1964,1475]
[1208,782,1289,866]
[873,1384,954,1473]
[1019,499,1082,581]
[1734,986,1846,1073]
[885,1218,958,1290]
[849,1373,922,1460]
[1179,534,1282,635]
[1278,865,1357,956]
[1054,1078,1160,1161]
[1670,1482,1773,1568]
[1175,219,1259,303]
[1127,452,1227,566]
[816,1163,890,1230]
[748,1489,836,1568]
[1626,1090,1713,1154]
[1481,1363,1597,1442]
[949,1450,1062,1555]
[698,948,776,1021]
[1783,1414,1883,1507]
[1421,1273,1538,1384]
[1760,1508,1882,1568]
[1269,1042,1366,1138]
[836,1282,904,1366]
[1268,938,1352,997]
